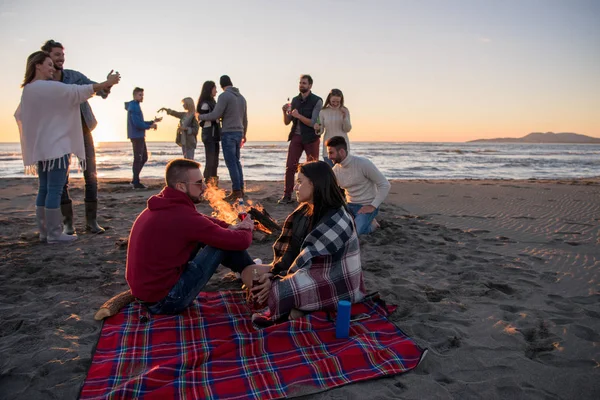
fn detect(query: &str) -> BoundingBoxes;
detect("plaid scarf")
[268,206,365,321]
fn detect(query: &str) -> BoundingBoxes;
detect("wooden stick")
[248,207,281,233]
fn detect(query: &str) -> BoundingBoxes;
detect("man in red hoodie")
[126,158,255,314]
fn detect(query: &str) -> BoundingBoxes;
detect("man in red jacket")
[126,158,255,314]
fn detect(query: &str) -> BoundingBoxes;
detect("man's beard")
[54,64,63,71]
[299,87,308,93]
[187,193,202,204]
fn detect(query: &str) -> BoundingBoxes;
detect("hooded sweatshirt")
[125,100,154,139]
[126,187,253,302]
[197,87,247,134]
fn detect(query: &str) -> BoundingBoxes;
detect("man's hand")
[313,123,321,132]
[106,71,121,86]
[230,216,254,231]
[154,117,163,123]
[357,205,376,214]
[150,123,157,130]
[290,109,300,118]
[242,134,247,145]
[282,103,291,113]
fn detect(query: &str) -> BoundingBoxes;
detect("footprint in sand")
[570,325,600,342]
[431,336,461,355]
[484,282,515,295]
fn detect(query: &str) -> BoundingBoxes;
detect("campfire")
[203,186,281,236]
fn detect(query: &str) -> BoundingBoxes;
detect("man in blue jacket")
[42,39,118,234]
[125,87,162,189]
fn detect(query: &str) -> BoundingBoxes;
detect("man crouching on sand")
[125,159,257,314]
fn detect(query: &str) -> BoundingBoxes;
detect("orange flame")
[202,187,274,234]
[203,186,239,224]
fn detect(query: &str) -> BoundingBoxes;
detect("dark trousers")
[201,126,220,178]
[148,244,254,315]
[130,138,148,184]
[284,134,320,197]
[61,118,98,204]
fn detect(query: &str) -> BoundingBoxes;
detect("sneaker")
[277,196,294,204]
[224,190,244,202]
[132,183,147,189]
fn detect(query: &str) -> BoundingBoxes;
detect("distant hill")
[469,132,600,144]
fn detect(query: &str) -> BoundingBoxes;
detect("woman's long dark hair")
[22,51,50,88]
[298,161,346,228]
[197,80,216,113]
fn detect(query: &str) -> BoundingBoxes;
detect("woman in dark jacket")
[196,81,221,187]
[244,161,365,326]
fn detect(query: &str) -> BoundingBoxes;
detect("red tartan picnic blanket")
[80,291,425,399]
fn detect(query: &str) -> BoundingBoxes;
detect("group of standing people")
[143,76,247,200]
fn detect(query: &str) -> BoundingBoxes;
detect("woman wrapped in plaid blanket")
[245,161,366,327]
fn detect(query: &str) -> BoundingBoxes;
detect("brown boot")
[85,200,105,234]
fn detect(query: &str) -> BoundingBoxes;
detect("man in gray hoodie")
[198,75,248,201]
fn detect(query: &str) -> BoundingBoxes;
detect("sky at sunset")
[0,0,598,143]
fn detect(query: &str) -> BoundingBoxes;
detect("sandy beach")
[0,177,599,399]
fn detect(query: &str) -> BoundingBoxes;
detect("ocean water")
[1,141,599,181]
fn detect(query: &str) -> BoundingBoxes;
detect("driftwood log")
[94,289,136,320]
[248,206,281,234]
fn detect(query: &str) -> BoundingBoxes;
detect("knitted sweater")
[332,154,391,208]
[15,80,94,174]
[318,107,352,158]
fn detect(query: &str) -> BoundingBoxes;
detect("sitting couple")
[126,159,365,325]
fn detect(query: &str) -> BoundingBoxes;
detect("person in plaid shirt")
[243,161,366,327]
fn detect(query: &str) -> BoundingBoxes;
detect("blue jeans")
[347,203,379,235]
[182,146,195,160]
[147,244,254,315]
[36,155,71,209]
[221,132,244,191]
[130,138,148,184]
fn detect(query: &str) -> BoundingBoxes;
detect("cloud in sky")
[477,36,492,43]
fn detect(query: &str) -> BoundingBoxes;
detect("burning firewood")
[248,206,281,234]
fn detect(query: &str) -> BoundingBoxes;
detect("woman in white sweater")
[15,51,120,243]
[314,89,352,167]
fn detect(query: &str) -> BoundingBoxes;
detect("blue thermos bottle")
[336,300,351,339]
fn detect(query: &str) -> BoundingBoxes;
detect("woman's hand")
[253,273,273,304]
[157,107,168,113]
[241,264,271,288]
